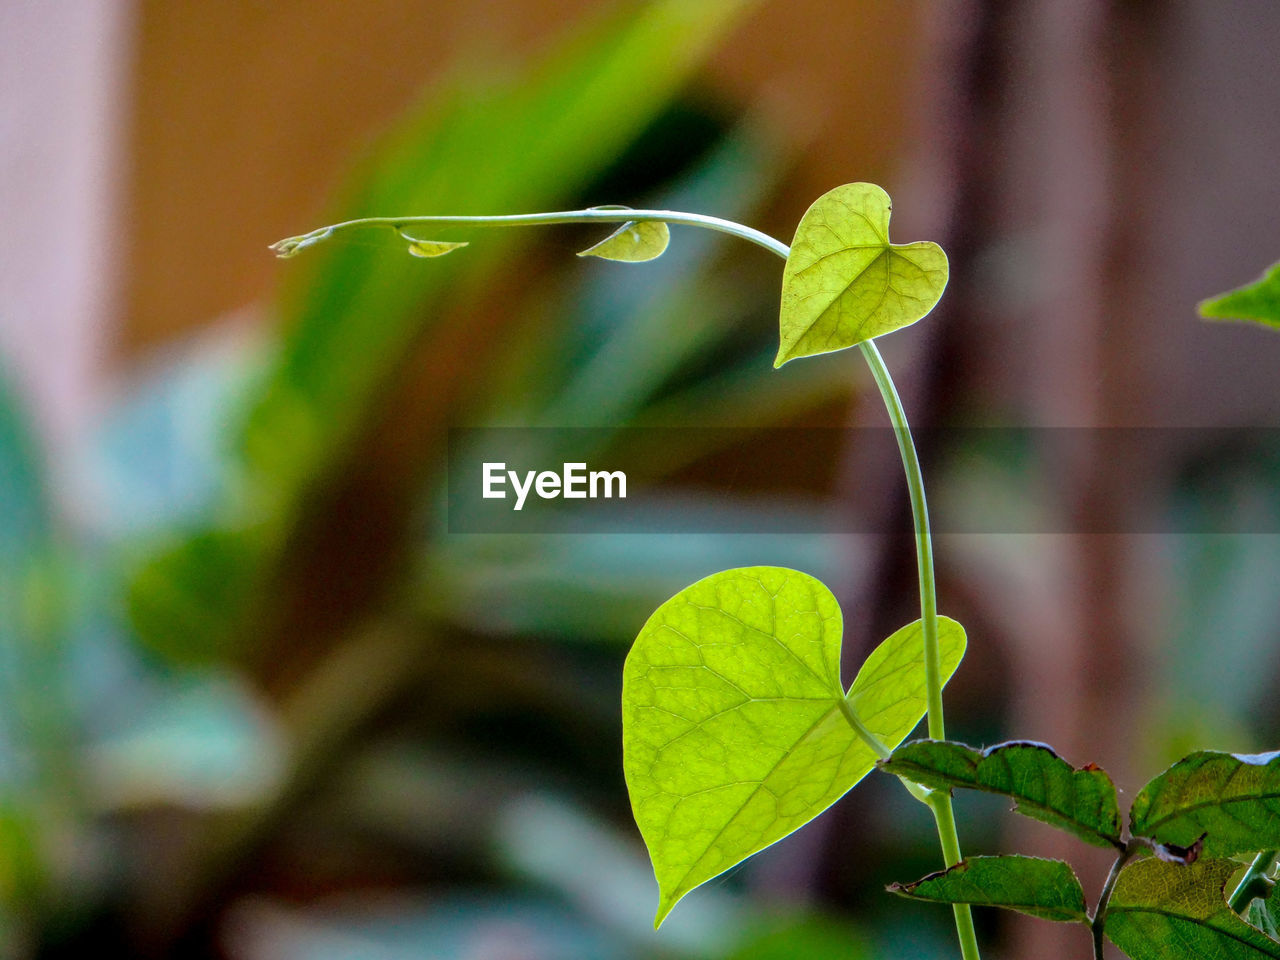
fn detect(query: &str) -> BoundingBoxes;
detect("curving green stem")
[857,340,944,740]
[275,207,979,960]
[857,346,976,960]
[1229,849,1278,913]
[271,208,793,260]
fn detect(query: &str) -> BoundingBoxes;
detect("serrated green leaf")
[888,855,1088,923]
[775,183,948,367]
[1199,262,1280,330]
[1105,858,1280,959]
[1131,751,1280,857]
[577,207,669,262]
[622,566,966,926]
[879,739,1123,849]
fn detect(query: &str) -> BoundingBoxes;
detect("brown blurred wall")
[120,0,924,352]
[0,1,132,483]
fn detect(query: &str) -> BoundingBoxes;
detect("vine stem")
[1092,842,1139,960]
[1229,849,1278,913]
[275,207,980,960]
[857,340,944,739]
[857,334,978,960]
[271,209,794,260]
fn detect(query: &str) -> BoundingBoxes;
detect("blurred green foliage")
[0,3,871,957]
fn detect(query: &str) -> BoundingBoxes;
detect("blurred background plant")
[1,1,1279,958]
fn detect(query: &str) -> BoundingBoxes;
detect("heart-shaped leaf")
[578,207,669,262]
[1131,751,1280,857]
[1199,262,1280,330]
[888,855,1089,923]
[1105,858,1280,959]
[622,566,966,925]
[775,183,948,367]
[880,739,1123,849]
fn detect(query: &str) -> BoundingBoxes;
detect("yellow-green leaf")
[775,183,948,367]
[398,231,469,259]
[1105,858,1280,959]
[577,211,669,262]
[622,566,966,926]
[888,855,1089,923]
[1199,262,1280,330]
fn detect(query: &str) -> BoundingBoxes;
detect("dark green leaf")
[879,739,1123,849]
[1105,858,1280,959]
[888,855,1088,923]
[623,566,966,926]
[1131,751,1280,857]
[775,182,948,366]
[1199,262,1280,330]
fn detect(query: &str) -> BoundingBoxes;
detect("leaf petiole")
[839,697,936,807]
[1091,840,1140,960]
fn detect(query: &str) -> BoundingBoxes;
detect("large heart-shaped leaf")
[880,739,1123,849]
[1105,858,1280,959]
[888,855,1089,923]
[1130,751,1280,857]
[622,566,966,925]
[1199,262,1280,331]
[775,183,948,366]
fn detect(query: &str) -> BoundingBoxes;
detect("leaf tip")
[653,895,678,929]
[1196,262,1280,329]
[1197,295,1240,323]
